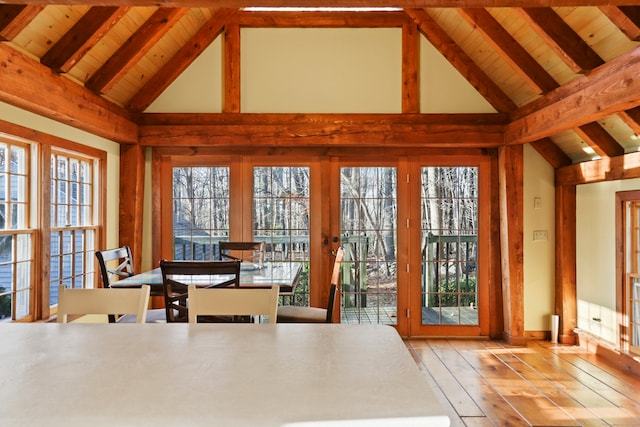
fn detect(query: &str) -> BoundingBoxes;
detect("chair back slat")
[57,285,150,323]
[188,285,279,324]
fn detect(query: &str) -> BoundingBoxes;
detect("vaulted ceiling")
[1,1,640,168]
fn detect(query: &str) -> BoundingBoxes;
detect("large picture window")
[49,151,98,306]
[0,134,103,321]
[0,140,32,321]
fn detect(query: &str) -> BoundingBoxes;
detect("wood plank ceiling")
[1,1,640,167]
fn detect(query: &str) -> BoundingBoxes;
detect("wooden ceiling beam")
[237,10,410,26]
[405,8,516,113]
[138,112,507,147]
[457,8,558,94]
[529,138,572,168]
[556,150,640,185]
[86,7,189,94]
[574,122,625,158]
[40,6,129,73]
[517,7,603,74]
[618,107,640,136]
[0,43,137,143]
[619,7,640,33]
[0,5,43,41]
[505,45,640,145]
[2,1,640,7]
[599,5,640,41]
[127,8,238,113]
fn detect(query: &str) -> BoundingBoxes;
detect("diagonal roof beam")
[529,137,572,168]
[0,5,43,41]
[617,107,640,138]
[457,8,558,95]
[599,5,640,41]
[127,8,238,112]
[405,8,516,113]
[86,7,189,94]
[505,45,640,145]
[0,43,137,143]
[2,1,640,7]
[516,7,603,74]
[40,6,129,73]
[574,122,625,158]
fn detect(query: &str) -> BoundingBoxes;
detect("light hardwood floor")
[406,339,640,426]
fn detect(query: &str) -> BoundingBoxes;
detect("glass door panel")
[421,166,479,326]
[253,166,311,305]
[340,167,397,325]
[172,166,230,260]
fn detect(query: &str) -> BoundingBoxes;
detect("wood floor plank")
[405,339,640,427]
[408,340,485,418]
[515,343,636,425]
[427,339,529,426]
[530,342,640,424]
[465,341,579,426]
[405,340,469,427]
[485,342,608,426]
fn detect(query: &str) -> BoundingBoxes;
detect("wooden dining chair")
[57,285,150,323]
[188,285,280,324]
[95,246,165,323]
[276,247,344,323]
[219,241,265,268]
[159,259,241,322]
[95,246,135,287]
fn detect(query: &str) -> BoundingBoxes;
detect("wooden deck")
[406,338,640,426]
[340,306,479,325]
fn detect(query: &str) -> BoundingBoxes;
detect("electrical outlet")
[533,230,548,241]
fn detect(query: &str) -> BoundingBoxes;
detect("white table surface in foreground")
[1,323,449,427]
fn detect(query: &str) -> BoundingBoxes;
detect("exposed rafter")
[2,0,640,6]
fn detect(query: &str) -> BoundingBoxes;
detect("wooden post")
[119,144,145,272]
[555,184,577,344]
[498,145,526,345]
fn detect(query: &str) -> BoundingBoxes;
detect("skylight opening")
[244,7,402,12]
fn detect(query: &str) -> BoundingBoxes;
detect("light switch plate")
[533,230,548,241]
[534,197,542,209]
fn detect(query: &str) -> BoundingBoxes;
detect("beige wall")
[576,178,640,344]
[420,37,495,114]
[241,28,402,113]
[146,38,223,113]
[523,145,556,331]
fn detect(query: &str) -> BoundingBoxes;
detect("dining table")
[0,323,450,427]
[110,261,302,296]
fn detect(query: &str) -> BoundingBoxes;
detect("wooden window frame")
[0,119,106,321]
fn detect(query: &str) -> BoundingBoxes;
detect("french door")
[336,163,400,326]
[157,150,490,337]
[407,157,490,337]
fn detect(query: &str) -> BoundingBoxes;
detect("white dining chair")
[57,285,151,323]
[187,285,279,324]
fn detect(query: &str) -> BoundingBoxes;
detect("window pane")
[49,150,98,305]
[421,167,479,326]
[172,166,230,260]
[340,167,397,325]
[253,166,310,305]
[0,139,32,321]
